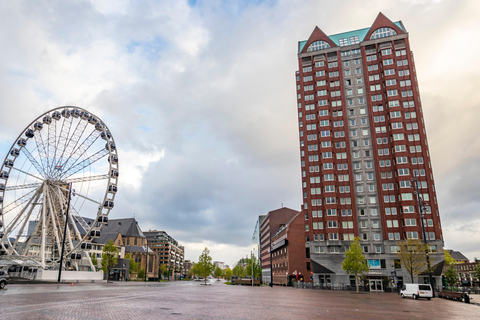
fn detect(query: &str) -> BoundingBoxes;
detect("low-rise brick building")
[271,211,310,285]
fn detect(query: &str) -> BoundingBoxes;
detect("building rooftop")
[298,12,406,53]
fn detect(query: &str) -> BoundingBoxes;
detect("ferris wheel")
[0,106,118,270]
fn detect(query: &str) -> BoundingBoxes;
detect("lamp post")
[144,249,148,282]
[412,171,434,297]
[269,234,273,287]
[58,183,72,283]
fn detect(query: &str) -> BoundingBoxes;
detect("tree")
[444,250,455,266]
[245,255,262,279]
[444,265,459,288]
[472,264,480,282]
[213,266,223,278]
[232,264,245,278]
[138,268,145,280]
[397,239,427,283]
[341,237,369,293]
[160,264,168,279]
[91,254,98,271]
[196,247,215,285]
[125,253,137,276]
[101,240,119,282]
[225,267,233,280]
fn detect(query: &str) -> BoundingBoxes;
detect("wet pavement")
[0,279,478,319]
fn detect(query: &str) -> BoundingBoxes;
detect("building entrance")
[369,279,383,292]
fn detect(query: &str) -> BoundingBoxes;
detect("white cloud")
[1,0,480,264]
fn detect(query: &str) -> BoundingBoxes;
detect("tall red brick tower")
[296,13,444,289]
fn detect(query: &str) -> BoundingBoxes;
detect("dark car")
[0,270,9,289]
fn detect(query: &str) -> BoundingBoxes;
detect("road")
[0,279,477,319]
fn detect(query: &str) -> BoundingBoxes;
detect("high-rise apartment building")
[296,13,444,290]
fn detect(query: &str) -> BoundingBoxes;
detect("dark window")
[380,259,386,269]
[394,259,401,269]
[306,262,311,271]
[306,247,310,259]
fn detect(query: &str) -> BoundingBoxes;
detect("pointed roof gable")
[364,12,405,41]
[299,26,337,54]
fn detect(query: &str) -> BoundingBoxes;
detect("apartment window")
[328,233,339,240]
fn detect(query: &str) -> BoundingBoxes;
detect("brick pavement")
[0,280,478,319]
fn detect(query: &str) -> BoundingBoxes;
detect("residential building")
[93,218,158,280]
[144,230,184,279]
[446,250,469,264]
[271,212,309,285]
[259,207,299,284]
[253,215,265,261]
[295,12,444,291]
[442,261,480,287]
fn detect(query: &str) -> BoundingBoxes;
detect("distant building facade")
[144,230,184,279]
[93,218,158,280]
[271,212,309,285]
[260,207,300,284]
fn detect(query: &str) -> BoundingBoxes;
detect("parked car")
[0,270,9,289]
[400,284,433,300]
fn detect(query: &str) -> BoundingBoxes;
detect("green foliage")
[213,266,223,278]
[91,254,98,270]
[444,250,455,266]
[196,247,215,284]
[473,264,480,281]
[397,239,427,283]
[245,255,262,279]
[160,264,169,279]
[341,237,369,293]
[232,264,245,277]
[138,268,145,280]
[444,265,458,287]
[125,253,137,275]
[225,267,233,280]
[101,240,119,281]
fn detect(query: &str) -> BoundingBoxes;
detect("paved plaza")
[0,280,478,319]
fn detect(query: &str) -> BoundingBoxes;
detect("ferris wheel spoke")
[9,190,42,255]
[5,182,42,191]
[21,147,48,178]
[33,128,50,178]
[1,188,38,215]
[57,130,102,179]
[11,166,45,182]
[60,149,109,180]
[46,119,58,176]
[52,122,93,180]
[55,184,101,206]
[2,187,42,238]
[65,174,109,184]
[52,115,73,173]
[52,116,88,179]
[70,208,92,237]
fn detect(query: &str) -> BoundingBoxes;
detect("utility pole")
[412,171,434,297]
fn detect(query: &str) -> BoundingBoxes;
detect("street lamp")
[412,172,434,297]
[144,249,148,282]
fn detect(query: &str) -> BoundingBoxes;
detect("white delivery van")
[400,284,433,300]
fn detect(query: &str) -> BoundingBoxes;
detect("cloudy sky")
[1,0,479,266]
